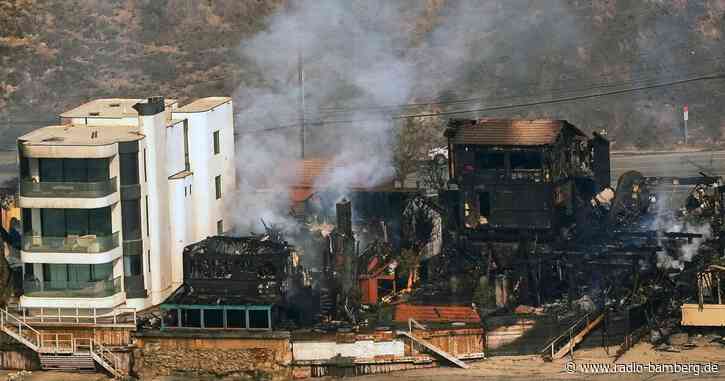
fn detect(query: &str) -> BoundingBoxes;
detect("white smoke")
[655,221,712,270]
[229,1,422,232]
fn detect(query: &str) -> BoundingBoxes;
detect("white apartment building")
[16,96,236,311]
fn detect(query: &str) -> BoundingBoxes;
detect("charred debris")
[152,119,725,346]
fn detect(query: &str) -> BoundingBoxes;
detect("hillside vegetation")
[0,0,724,151]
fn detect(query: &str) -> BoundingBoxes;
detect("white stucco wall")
[138,111,173,306]
[292,340,405,361]
[172,100,235,240]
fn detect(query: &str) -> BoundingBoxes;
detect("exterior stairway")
[0,307,126,378]
[397,330,469,369]
[540,310,605,361]
[39,353,96,372]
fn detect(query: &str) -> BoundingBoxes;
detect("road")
[611,150,725,182]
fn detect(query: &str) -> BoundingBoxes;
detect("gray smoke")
[229,1,428,232]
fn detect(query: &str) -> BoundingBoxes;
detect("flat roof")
[174,97,231,113]
[19,124,144,146]
[60,98,178,118]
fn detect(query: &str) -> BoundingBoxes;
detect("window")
[123,255,142,275]
[249,309,270,329]
[226,310,246,328]
[145,196,150,236]
[41,207,113,237]
[213,130,220,155]
[38,159,110,182]
[21,209,32,235]
[181,309,201,328]
[147,250,151,274]
[183,121,190,170]
[215,175,222,199]
[19,157,29,180]
[42,263,113,285]
[204,309,224,328]
[122,199,142,240]
[476,152,505,170]
[510,151,543,170]
[479,192,490,218]
[143,149,148,182]
[39,159,63,181]
[217,220,224,235]
[119,152,139,186]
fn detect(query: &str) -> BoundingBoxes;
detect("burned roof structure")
[442,118,610,238]
[160,234,305,330]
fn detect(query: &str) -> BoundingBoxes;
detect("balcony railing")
[22,232,120,253]
[23,276,122,298]
[20,178,117,198]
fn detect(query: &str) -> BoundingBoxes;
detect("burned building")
[160,233,311,330]
[443,119,610,241]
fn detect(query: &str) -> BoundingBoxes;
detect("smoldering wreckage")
[135,120,725,363]
[4,119,725,377]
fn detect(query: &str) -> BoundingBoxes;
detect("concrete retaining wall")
[132,330,291,380]
[293,339,405,361]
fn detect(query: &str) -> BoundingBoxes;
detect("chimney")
[132,96,165,116]
[336,198,352,237]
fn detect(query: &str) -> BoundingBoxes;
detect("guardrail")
[23,276,123,298]
[40,333,74,353]
[540,311,596,360]
[22,232,120,253]
[11,306,136,327]
[20,178,117,198]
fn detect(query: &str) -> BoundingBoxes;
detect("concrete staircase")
[0,307,126,378]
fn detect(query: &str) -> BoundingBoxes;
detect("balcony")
[22,276,122,298]
[19,178,119,209]
[20,178,117,198]
[21,232,122,264]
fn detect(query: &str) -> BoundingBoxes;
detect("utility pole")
[287,0,305,159]
[298,48,306,159]
[683,104,689,145]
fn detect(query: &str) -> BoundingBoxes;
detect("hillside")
[1,0,724,155]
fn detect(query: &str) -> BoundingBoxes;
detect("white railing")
[90,339,125,378]
[2,307,126,378]
[11,306,136,327]
[39,332,74,353]
[0,307,41,351]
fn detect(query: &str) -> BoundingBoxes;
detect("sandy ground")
[346,342,725,381]
[2,342,725,380]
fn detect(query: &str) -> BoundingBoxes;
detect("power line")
[238,70,725,134]
[394,71,725,119]
[315,56,725,115]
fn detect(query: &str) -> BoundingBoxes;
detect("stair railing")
[90,338,125,378]
[0,307,41,351]
[540,310,594,359]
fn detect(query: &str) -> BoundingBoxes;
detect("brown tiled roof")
[250,158,397,203]
[447,119,584,146]
[394,303,481,323]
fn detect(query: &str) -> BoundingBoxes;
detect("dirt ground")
[353,342,725,381]
[2,341,725,380]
